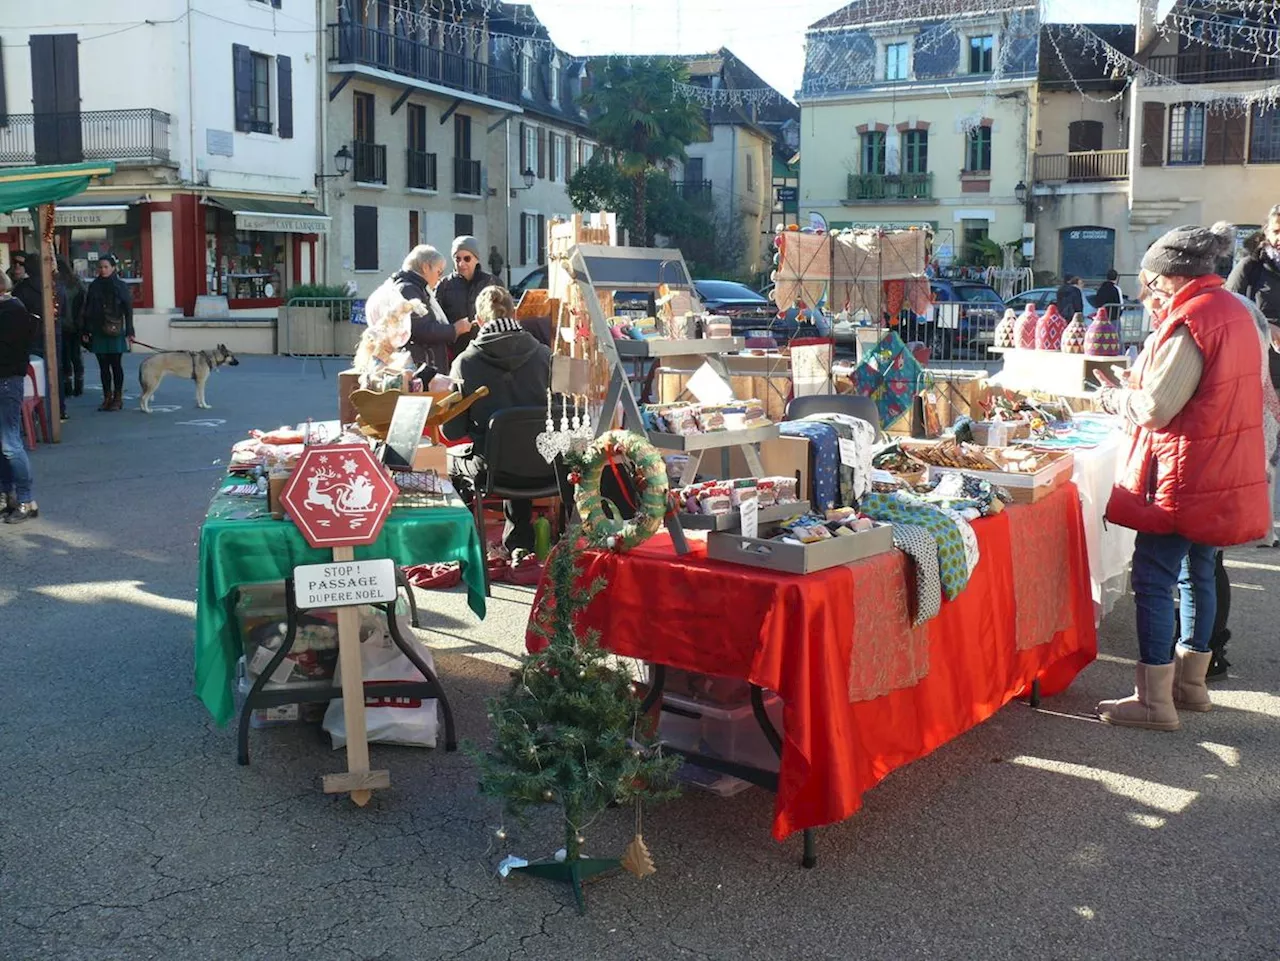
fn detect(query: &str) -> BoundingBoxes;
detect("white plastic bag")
[324,612,440,749]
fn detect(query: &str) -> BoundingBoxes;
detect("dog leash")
[130,339,165,351]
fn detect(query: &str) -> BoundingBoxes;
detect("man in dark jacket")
[388,244,471,374]
[1055,275,1085,318]
[442,286,550,555]
[435,235,495,361]
[0,269,39,523]
[1094,269,1123,315]
[9,253,44,357]
[1226,211,1280,391]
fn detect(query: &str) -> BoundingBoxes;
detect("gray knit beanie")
[1141,221,1235,277]
[451,235,482,261]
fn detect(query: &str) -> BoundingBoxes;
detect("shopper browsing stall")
[435,236,495,361]
[82,254,134,412]
[1096,224,1270,731]
[389,245,470,376]
[0,270,39,524]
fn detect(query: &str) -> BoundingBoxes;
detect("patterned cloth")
[891,523,943,625]
[851,331,925,430]
[799,413,877,507]
[779,421,841,510]
[860,491,974,600]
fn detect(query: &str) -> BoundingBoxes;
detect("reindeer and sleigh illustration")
[302,457,382,529]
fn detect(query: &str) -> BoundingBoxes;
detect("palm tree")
[579,57,708,245]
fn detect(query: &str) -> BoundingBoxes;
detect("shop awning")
[0,161,117,215]
[0,192,142,229]
[207,197,330,235]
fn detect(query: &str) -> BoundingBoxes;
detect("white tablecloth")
[1066,419,1134,624]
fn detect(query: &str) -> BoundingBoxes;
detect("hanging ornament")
[535,390,561,464]
[620,801,656,879]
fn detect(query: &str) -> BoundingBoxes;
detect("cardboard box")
[728,436,810,506]
[412,443,448,473]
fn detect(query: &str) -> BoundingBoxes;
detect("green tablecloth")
[195,484,486,725]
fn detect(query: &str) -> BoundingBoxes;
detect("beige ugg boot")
[1097,662,1180,731]
[1173,648,1213,713]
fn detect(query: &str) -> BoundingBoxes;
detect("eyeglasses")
[455,254,475,264]
[1143,274,1160,293]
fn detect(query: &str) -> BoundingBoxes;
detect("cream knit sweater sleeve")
[1115,327,1204,431]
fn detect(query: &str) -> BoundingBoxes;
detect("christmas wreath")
[567,430,668,552]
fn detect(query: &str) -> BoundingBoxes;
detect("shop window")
[966,126,992,172]
[66,208,147,305]
[205,206,286,302]
[962,218,989,261]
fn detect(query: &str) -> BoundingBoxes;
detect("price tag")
[838,437,860,467]
[740,496,759,540]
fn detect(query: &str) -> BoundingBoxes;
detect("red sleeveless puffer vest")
[1105,275,1270,546]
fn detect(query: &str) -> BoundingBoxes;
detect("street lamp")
[315,145,353,186]
[509,168,535,197]
[1014,180,1027,206]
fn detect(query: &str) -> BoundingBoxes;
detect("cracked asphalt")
[2,355,1278,961]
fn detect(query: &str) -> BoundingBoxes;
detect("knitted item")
[1141,222,1234,278]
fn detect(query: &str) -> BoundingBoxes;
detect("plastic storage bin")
[658,690,784,774]
[235,658,303,729]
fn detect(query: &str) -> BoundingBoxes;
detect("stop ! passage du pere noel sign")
[294,558,398,610]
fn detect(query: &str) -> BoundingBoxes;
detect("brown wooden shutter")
[537,127,546,178]
[233,43,253,133]
[277,55,293,139]
[537,214,546,264]
[1223,112,1247,164]
[519,213,528,264]
[565,135,573,178]
[1141,102,1166,167]
[519,121,527,174]
[1204,111,1226,165]
[353,205,378,271]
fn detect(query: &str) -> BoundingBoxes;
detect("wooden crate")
[923,450,1075,504]
[707,522,894,574]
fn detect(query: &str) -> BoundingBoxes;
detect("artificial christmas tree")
[477,538,679,913]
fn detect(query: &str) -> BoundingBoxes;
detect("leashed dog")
[138,344,239,413]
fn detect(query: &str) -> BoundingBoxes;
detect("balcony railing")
[328,23,518,104]
[0,108,170,166]
[352,140,387,184]
[847,172,933,202]
[1034,149,1129,183]
[672,179,713,203]
[1147,52,1280,84]
[453,157,482,196]
[407,149,438,190]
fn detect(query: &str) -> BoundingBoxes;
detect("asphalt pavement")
[1,354,1277,961]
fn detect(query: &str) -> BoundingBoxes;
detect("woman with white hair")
[389,244,472,374]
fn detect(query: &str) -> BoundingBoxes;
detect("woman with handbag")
[81,254,134,412]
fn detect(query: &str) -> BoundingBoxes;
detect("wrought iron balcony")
[407,149,438,190]
[1148,52,1280,84]
[0,108,171,166]
[352,140,387,185]
[672,179,713,203]
[453,157,482,196]
[328,23,518,104]
[1034,149,1129,183]
[846,172,932,202]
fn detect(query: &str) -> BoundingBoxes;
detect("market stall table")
[527,482,1096,855]
[195,480,487,728]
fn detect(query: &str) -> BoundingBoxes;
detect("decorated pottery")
[1084,307,1122,356]
[1061,312,1086,353]
[994,308,1017,349]
[1035,303,1067,351]
[1014,304,1039,350]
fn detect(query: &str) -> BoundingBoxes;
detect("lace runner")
[1007,491,1075,650]
[848,551,931,703]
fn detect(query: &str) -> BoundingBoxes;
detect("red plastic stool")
[21,364,51,450]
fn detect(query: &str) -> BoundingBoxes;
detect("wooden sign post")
[279,443,400,806]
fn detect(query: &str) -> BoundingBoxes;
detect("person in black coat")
[56,256,86,398]
[442,285,551,556]
[435,235,495,361]
[1054,275,1085,318]
[388,244,472,374]
[8,252,44,357]
[81,254,134,412]
[1226,211,1280,392]
[0,269,40,523]
[1094,269,1123,315]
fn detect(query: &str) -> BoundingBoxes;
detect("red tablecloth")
[526,482,1097,840]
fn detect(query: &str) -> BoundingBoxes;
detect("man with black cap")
[435,235,495,361]
[1095,222,1269,732]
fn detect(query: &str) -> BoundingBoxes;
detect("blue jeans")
[1131,532,1216,665]
[0,375,34,503]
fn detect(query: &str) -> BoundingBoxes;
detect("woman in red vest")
[1096,223,1270,731]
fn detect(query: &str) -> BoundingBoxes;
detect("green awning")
[0,162,117,214]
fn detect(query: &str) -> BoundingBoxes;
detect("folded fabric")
[861,491,972,600]
[800,412,877,506]
[891,523,942,625]
[779,421,841,511]
[403,562,462,590]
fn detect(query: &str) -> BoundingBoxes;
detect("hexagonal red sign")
[279,444,398,549]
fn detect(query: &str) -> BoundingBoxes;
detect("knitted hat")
[451,235,481,261]
[1141,222,1235,277]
